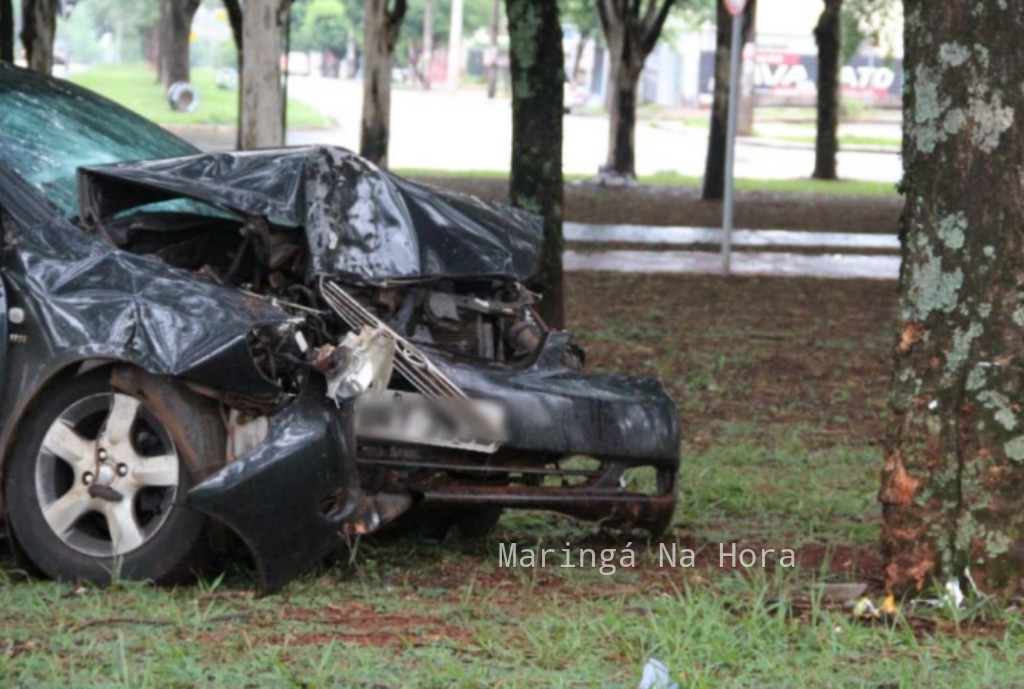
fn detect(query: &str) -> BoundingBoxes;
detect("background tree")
[700,0,756,200]
[295,0,352,54]
[883,1,1024,594]
[1,0,14,63]
[399,0,491,86]
[360,0,407,167]
[240,0,290,149]
[559,0,600,84]
[163,0,201,86]
[20,0,56,73]
[595,0,675,180]
[505,0,564,327]
[812,0,841,180]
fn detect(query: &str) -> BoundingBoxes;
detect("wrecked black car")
[0,63,679,593]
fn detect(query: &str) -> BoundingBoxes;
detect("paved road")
[285,76,902,183]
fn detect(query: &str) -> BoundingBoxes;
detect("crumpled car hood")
[77,146,544,282]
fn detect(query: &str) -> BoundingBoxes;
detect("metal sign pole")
[721,8,744,275]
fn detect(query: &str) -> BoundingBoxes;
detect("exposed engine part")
[333,492,413,537]
[312,326,396,403]
[226,409,270,463]
[247,321,308,394]
[320,278,502,445]
[505,312,543,358]
[355,391,505,454]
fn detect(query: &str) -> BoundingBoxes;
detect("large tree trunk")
[164,0,201,86]
[20,0,56,74]
[506,0,564,328]
[1,0,14,63]
[596,0,676,180]
[240,0,289,149]
[812,0,842,180]
[360,0,407,168]
[701,0,756,200]
[883,2,1024,595]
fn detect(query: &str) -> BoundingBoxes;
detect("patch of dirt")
[565,272,898,450]
[414,176,902,234]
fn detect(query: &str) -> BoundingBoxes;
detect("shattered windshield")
[0,65,199,218]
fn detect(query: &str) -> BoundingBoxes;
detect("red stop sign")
[724,0,747,15]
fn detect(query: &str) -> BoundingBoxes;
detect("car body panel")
[78,146,544,283]
[0,63,680,594]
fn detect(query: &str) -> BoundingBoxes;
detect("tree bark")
[20,0,56,75]
[1,0,14,64]
[701,0,756,200]
[812,0,842,180]
[596,0,676,179]
[506,0,564,328]
[241,0,289,149]
[883,2,1024,595]
[360,0,407,168]
[164,0,201,86]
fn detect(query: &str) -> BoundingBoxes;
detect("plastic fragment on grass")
[638,658,679,689]
[852,595,899,619]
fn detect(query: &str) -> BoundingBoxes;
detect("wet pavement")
[564,224,899,250]
[564,249,900,280]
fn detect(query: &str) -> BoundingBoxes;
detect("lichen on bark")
[884,1,1024,595]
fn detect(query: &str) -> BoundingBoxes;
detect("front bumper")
[186,380,359,594]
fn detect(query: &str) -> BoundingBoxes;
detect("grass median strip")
[3,273,1019,687]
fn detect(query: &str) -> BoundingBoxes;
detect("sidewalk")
[564,249,899,280]
[564,223,900,280]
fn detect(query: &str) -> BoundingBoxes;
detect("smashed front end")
[77,146,680,591]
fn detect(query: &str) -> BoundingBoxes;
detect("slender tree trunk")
[485,0,499,98]
[155,0,168,83]
[241,0,289,149]
[701,0,756,200]
[1,0,14,64]
[812,0,842,180]
[883,2,1024,595]
[164,0,200,87]
[420,0,432,88]
[506,0,564,328]
[447,0,464,90]
[223,0,244,149]
[570,29,590,83]
[360,0,407,168]
[20,0,56,75]
[605,60,641,176]
[596,0,676,180]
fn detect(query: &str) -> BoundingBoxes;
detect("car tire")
[5,368,221,584]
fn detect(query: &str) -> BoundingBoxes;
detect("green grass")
[761,132,902,148]
[70,64,334,129]
[0,454,1019,688]
[0,274,1017,687]
[397,168,899,197]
